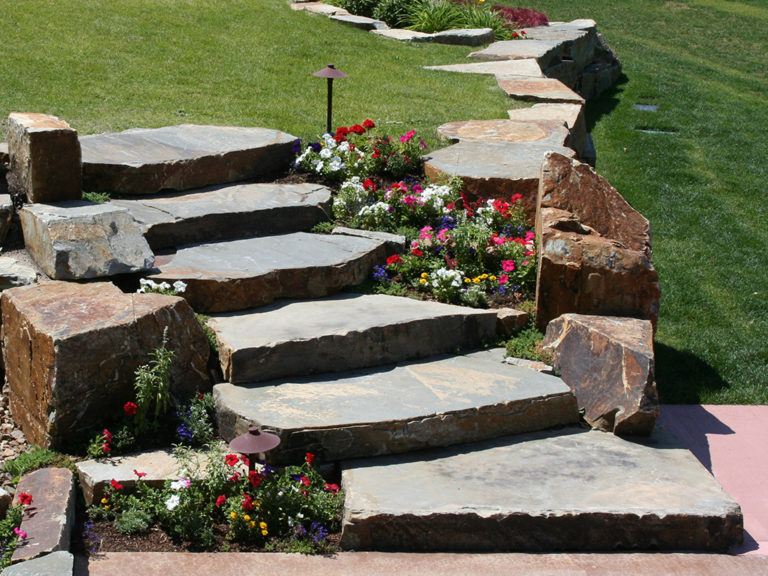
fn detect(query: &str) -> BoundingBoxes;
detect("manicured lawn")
[1,0,765,403]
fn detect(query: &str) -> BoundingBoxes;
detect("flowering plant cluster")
[294,119,426,184]
[0,492,33,568]
[88,446,342,552]
[335,175,537,306]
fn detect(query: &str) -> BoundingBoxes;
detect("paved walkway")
[660,405,768,555]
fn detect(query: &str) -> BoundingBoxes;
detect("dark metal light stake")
[313,64,348,134]
[229,426,281,472]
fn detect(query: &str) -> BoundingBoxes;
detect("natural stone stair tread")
[497,77,585,103]
[290,2,349,16]
[214,348,578,463]
[149,232,388,313]
[80,124,296,195]
[424,59,543,78]
[110,182,331,249]
[340,427,743,552]
[437,119,570,147]
[469,39,563,68]
[209,293,498,383]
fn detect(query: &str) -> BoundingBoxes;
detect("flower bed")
[295,120,538,308]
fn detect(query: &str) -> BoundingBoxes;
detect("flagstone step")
[340,427,744,552]
[209,293,498,383]
[214,348,578,464]
[80,124,297,195]
[437,119,570,148]
[424,140,576,217]
[424,59,543,78]
[507,103,588,158]
[469,39,564,69]
[148,232,388,313]
[110,182,332,250]
[497,77,585,104]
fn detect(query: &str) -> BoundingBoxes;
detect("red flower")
[123,401,138,416]
[386,254,402,266]
[101,443,111,454]
[362,119,375,130]
[300,475,311,487]
[215,495,227,508]
[224,454,240,467]
[240,455,250,467]
[248,470,263,488]
[372,149,380,159]
[323,483,340,494]
[242,494,255,511]
[510,193,523,204]
[228,472,241,483]
[110,479,124,491]
[17,492,32,506]
[410,248,424,257]
[305,452,315,466]
[350,124,365,135]
[133,470,147,479]
[362,178,376,191]
[102,429,113,443]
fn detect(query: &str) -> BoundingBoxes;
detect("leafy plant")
[335,0,380,18]
[408,1,464,33]
[505,327,552,363]
[492,6,549,28]
[134,331,174,427]
[373,0,425,28]
[461,4,511,39]
[0,506,22,569]
[83,191,111,204]
[309,221,334,234]
[1,447,69,481]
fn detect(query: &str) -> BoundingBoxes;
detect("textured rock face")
[2,551,73,576]
[6,113,82,204]
[149,233,388,313]
[80,125,297,195]
[1,282,210,447]
[110,182,332,250]
[0,257,37,291]
[11,468,75,563]
[429,28,494,46]
[496,307,530,336]
[0,195,12,247]
[543,314,658,435]
[340,428,743,552]
[215,349,578,464]
[19,201,155,280]
[535,153,660,329]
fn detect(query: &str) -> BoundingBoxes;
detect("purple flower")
[176,423,194,442]
[438,215,456,230]
[372,265,389,282]
[291,139,302,154]
[309,142,322,153]
[309,521,329,543]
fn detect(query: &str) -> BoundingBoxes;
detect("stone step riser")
[219,312,498,383]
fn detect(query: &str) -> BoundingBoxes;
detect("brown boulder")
[1,281,210,448]
[7,113,82,203]
[535,153,660,330]
[543,313,658,435]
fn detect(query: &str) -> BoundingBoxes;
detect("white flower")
[277,491,284,497]
[321,134,336,149]
[336,141,350,153]
[296,512,304,519]
[158,282,171,291]
[165,494,180,510]
[319,147,332,159]
[357,202,390,218]
[172,280,187,294]
[170,477,190,491]
[328,157,344,172]
[314,160,324,173]
[430,268,464,288]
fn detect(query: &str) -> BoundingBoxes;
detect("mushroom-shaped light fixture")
[229,426,281,472]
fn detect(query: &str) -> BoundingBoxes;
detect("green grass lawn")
[1,0,766,404]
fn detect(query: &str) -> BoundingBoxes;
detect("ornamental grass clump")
[88,448,342,553]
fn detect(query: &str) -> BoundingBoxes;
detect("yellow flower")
[100,498,109,505]
[259,521,268,530]
[489,275,496,281]
[420,272,428,279]
[480,274,488,280]
[261,529,269,536]
[464,278,471,284]
[419,278,427,285]
[230,511,238,520]
[249,521,256,529]
[103,505,110,511]
[473,278,480,284]
[243,514,251,522]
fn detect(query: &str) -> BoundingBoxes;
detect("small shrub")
[505,327,552,363]
[0,506,23,569]
[1,447,69,481]
[373,0,424,27]
[337,0,380,18]
[114,508,152,535]
[194,313,219,354]
[492,6,549,28]
[310,221,334,234]
[461,4,511,39]
[408,1,464,33]
[83,191,111,204]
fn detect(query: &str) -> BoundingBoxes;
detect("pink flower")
[13,527,27,540]
[412,184,423,195]
[525,231,535,242]
[498,274,509,285]
[419,226,434,240]
[402,195,418,206]
[522,260,530,266]
[436,229,451,243]
[133,470,147,478]
[399,130,416,143]
[501,260,516,272]
[491,235,506,246]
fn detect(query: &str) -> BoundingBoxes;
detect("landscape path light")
[229,426,281,472]
[312,64,347,134]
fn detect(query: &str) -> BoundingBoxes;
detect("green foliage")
[335,0,380,18]
[373,0,424,27]
[82,191,111,204]
[461,5,511,39]
[0,506,22,569]
[309,221,334,234]
[176,393,217,446]
[114,507,153,535]
[195,313,218,354]
[134,331,174,427]
[1,447,65,481]
[505,327,551,363]
[408,1,464,33]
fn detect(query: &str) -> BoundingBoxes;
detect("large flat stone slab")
[430,28,494,46]
[7,113,82,204]
[149,232,388,313]
[110,182,331,250]
[2,551,73,576]
[470,39,563,68]
[498,77,585,103]
[11,468,75,563]
[1,281,210,447]
[518,23,597,68]
[215,348,578,464]
[290,2,349,15]
[19,201,154,280]
[508,103,587,157]
[80,125,297,195]
[330,14,388,30]
[370,28,432,42]
[210,293,498,383]
[340,428,743,552]
[424,141,575,219]
[437,119,569,148]
[424,59,543,78]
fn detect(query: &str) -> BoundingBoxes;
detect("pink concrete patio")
[660,405,768,555]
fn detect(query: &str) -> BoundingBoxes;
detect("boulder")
[543,314,658,435]
[371,29,433,42]
[496,307,530,336]
[0,194,12,247]
[331,227,405,253]
[19,201,154,280]
[1,281,210,448]
[0,257,37,291]
[290,2,349,15]
[11,468,75,563]
[6,113,81,204]
[0,487,10,518]
[535,153,660,330]
[437,119,570,148]
[1,552,73,576]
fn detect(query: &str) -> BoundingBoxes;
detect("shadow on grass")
[584,73,628,132]
[655,341,729,404]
